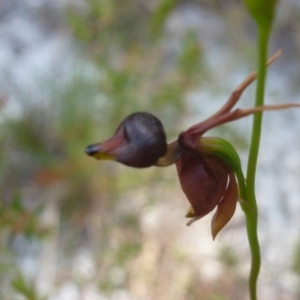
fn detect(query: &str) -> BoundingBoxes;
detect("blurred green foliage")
[151,0,179,36]
[1,0,299,299]
[12,272,47,300]
[0,194,47,237]
[0,0,207,298]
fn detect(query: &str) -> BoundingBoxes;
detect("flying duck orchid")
[86,51,300,239]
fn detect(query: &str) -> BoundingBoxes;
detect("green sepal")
[198,137,241,172]
[197,137,247,200]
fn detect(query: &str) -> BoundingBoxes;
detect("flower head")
[86,51,300,239]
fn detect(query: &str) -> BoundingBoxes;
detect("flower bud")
[244,0,278,27]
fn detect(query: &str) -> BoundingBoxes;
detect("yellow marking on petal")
[185,206,195,218]
[92,152,115,161]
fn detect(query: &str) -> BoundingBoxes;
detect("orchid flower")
[86,51,300,239]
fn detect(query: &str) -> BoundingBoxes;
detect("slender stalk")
[243,25,272,300]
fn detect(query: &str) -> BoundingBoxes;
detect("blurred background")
[0,0,300,299]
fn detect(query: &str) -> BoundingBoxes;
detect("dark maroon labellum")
[115,112,168,167]
[86,112,168,168]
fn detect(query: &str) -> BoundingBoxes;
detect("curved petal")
[176,152,229,224]
[211,171,238,240]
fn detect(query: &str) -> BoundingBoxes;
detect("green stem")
[243,25,272,300]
